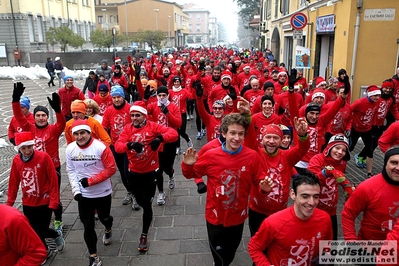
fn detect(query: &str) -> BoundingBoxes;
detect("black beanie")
[261,95,275,106]
[157,86,169,95]
[305,102,321,114]
[34,105,49,116]
[263,81,274,91]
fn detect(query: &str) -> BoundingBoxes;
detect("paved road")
[0,79,383,265]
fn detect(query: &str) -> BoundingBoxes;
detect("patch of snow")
[0,65,93,80]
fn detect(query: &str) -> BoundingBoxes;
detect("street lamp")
[154,9,159,31]
[124,0,128,47]
[168,15,171,46]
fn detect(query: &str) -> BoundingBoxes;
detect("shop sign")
[295,45,311,69]
[316,15,335,33]
[364,9,395,21]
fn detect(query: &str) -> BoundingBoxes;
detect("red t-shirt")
[342,173,399,241]
[248,206,332,266]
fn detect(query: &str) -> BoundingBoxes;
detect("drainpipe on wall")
[350,0,363,101]
[10,0,20,66]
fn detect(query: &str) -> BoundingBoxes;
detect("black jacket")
[83,76,99,94]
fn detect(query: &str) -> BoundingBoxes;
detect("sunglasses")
[213,107,224,110]
[130,114,142,117]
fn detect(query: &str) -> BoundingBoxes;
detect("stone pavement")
[46,119,384,266]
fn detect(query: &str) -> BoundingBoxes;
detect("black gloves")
[47,92,61,113]
[74,193,82,202]
[9,138,15,146]
[127,142,144,153]
[343,75,350,95]
[231,63,237,74]
[197,182,207,194]
[190,60,195,66]
[192,80,203,98]
[160,104,169,115]
[344,130,351,138]
[288,69,298,92]
[80,178,89,188]
[198,61,205,71]
[227,86,237,101]
[150,134,164,151]
[181,62,187,67]
[144,85,151,100]
[12,82,25,102]
[135,62,142,79]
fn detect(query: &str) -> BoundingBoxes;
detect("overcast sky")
[174,0,239,42]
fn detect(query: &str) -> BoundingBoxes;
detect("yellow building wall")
[117,0,188,37]
[0,0,94,22]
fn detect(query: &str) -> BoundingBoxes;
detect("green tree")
[45,26,87,52]
[132,30,166,51]
[233,0,260,23]
[90,29,129,49]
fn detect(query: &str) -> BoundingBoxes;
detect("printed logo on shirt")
[360,108,374,125]
[381,201,399,232]
[22,167,39,197]
[157,113,168,126]
[308,126,318,153]
[71,152,97,161]
[319,178,337,208]
[171,95,181,108]
[263,166,284,204]
[34,136,47,152]
[241,166,246,172]
[280,237,316,266]
[211,124,221,140]
[377,100,388,121]
[220,169,240,207]
[113,113,127,136]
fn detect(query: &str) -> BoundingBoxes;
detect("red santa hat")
[312,89,326,100]
[263,124,283,139]
[114,57,121,63]
[72,119,91,134]
[130,101,148,116]
[221,71,232,80]
[15,131,35,149]
[315,77,327,88]
[366,85,381,97]
[234,57,241,63]
[243,64,251,70]
[277,71,287,78]
[381,80,395,89]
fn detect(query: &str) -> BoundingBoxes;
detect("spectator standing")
[83,71,99,99]
[45,57,56,87]
[54,56,64,88]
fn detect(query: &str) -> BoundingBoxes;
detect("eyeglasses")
[130,114,142,117]
[213,107,224,110]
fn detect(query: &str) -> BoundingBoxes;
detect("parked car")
[161,47,177,54]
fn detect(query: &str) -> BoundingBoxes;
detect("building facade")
[183,4,210,44]
[95,0,190,48]
[209,17,218,46]
[0,0,96,66]
[260,0,399,101]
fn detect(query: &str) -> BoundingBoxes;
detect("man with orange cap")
[64,99,111,146]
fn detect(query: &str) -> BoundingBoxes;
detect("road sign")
[291,12,308,30]
[293,30,303,39]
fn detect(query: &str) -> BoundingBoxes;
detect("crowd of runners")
[2,46,399,266]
